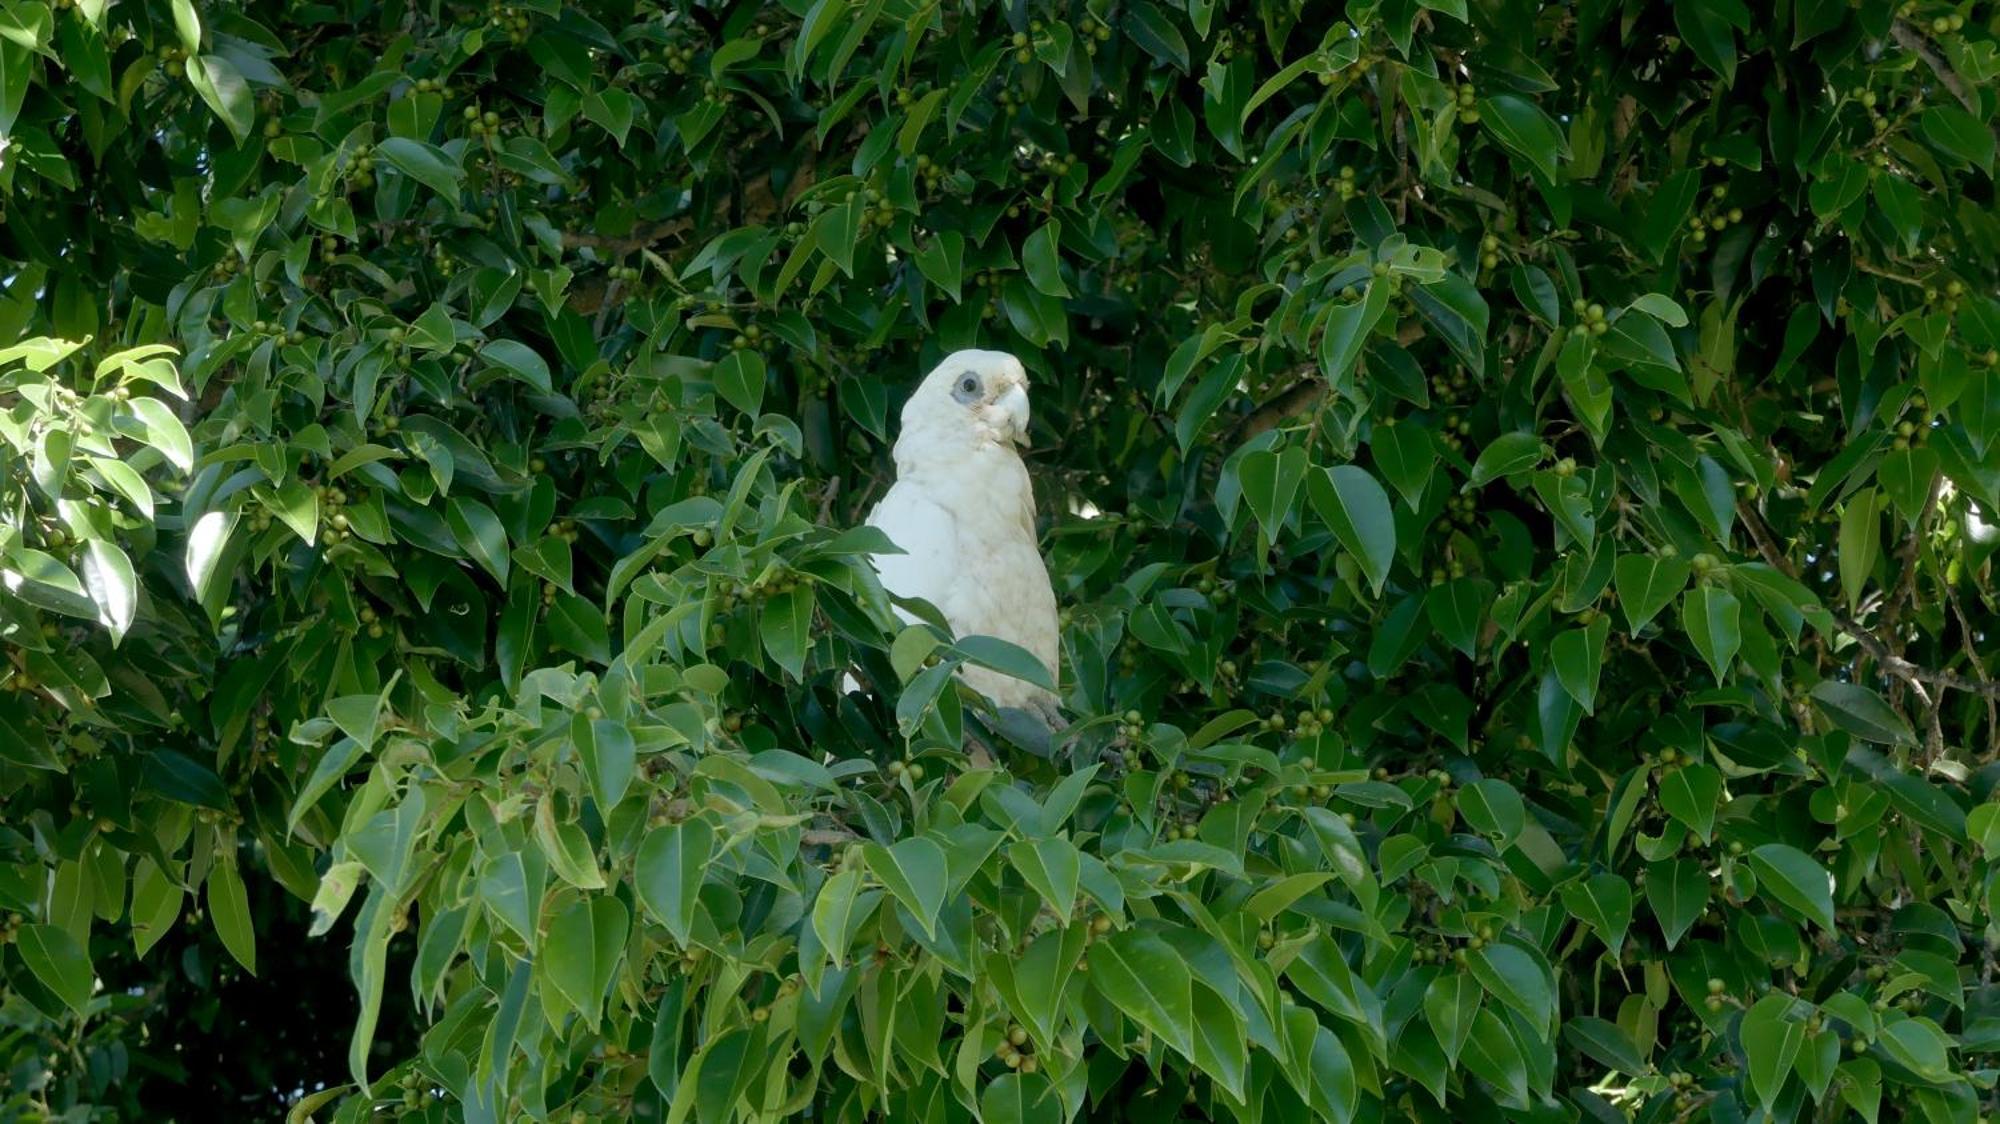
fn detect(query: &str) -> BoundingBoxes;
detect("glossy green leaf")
[637,819,712,946]
[862,836,949,939]
[1308,465,1396,595]
[1747,843,1835,931]
[1090,929,1194,1059]
[1809,682,1916,747]
[16,924,93,1015]
[1645,858,1709,949]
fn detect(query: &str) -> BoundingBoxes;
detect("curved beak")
[996,384,1032,448]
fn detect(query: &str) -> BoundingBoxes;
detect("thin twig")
[1736,498,1797,577]
[1906,675,1944,764]
[1891,19,1982,114]
[816,477,841,525]
[1947,582,1999,755]
[1878,472,1943,651]
[1737,499,2000,700]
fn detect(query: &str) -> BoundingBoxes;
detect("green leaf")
[1236,446,1308,543]
[208,856,257,974]
[1613,553,1690,634]
[126,397,193,472]
[1809,682,1916,747]
[1838,486,1883,607]
[266,477,319,545]
[1123,1,1189,71]
[577,717,636,811]
[1007,837,1081,924]
[1022,221,1070,298]
[1466,432,1543,488]
[555,897,626,1030]
[862,836,949,939]
[912,230,964,302]
[535,800,605,889]
[446,497,510,586]
[810,867,877,968]
[1921,105,1995,173]
[1190,982,1249,1103]
[1090,929,1194,1059]
[1319,279,1388,386]
[130,858,181,958]
[1562,1016,1647,1076]
[186,55,253,145]
[1742,994,1807,1108]
[1845,746,1967,836]
[759,585,812,680]
[478,339,553,393]
[1457,778,1526,846]
[1410,273,1490,374]
[1747,843,1835,931]
[1468,944,1554,1034]
[374,137,463,204]
[1244,873,1334,922]
[1372,421,1436,509]
[714,349,767,416]
[1876,1017,1953,1083]
[1657,763,1723,843]
[1560,873,1634,954]
[547,593,610,664]
[79,538,136,645]
[1681,584,1740,685]
[1477,94,1567,182]
[895,86,948,155]
[16,924,93,1014]
[1550,617,1607,714]
[1308,465,1396,595]
[1424,973,1480,1064]
[1674,0,1741,83]
[1425,577,1491,658]
[953,634,1056,693]
[169,0,200,50]
[326,689,388,753]
[1460,1008,1530,1105]
[979,1072,1062,1124]
[636,818,712,947]
[1645,858,1709,949]
[1627,292,1690,327]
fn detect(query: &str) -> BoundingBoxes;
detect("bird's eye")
[952,372,980,401]
[960,376,978,394]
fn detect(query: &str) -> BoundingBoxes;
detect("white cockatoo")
[852,348,1064,729]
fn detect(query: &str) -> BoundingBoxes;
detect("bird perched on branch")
[851,349,1065,732]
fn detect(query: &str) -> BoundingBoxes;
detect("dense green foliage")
[6,0,2000,1120]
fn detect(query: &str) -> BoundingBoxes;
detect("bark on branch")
[1891,19,1982,114]
[1227,322,1427,444]
[1737,499,2000,700]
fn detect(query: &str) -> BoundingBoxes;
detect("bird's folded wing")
[864,481,961,616]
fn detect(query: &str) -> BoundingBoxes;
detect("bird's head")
[900,348,1034,452]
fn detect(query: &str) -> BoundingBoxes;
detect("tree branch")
[562,218,692,256]
[1736,498,2000,701]
[1891,19,1981,113]
[1229,366,1323,444]
[1878,471,1943,655]
[1947,582,2000,753]
[1226,322,1429,444]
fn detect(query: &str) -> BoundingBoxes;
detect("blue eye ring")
[953,372,980,401]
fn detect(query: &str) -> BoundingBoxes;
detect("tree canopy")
[4,0,2000,1121]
